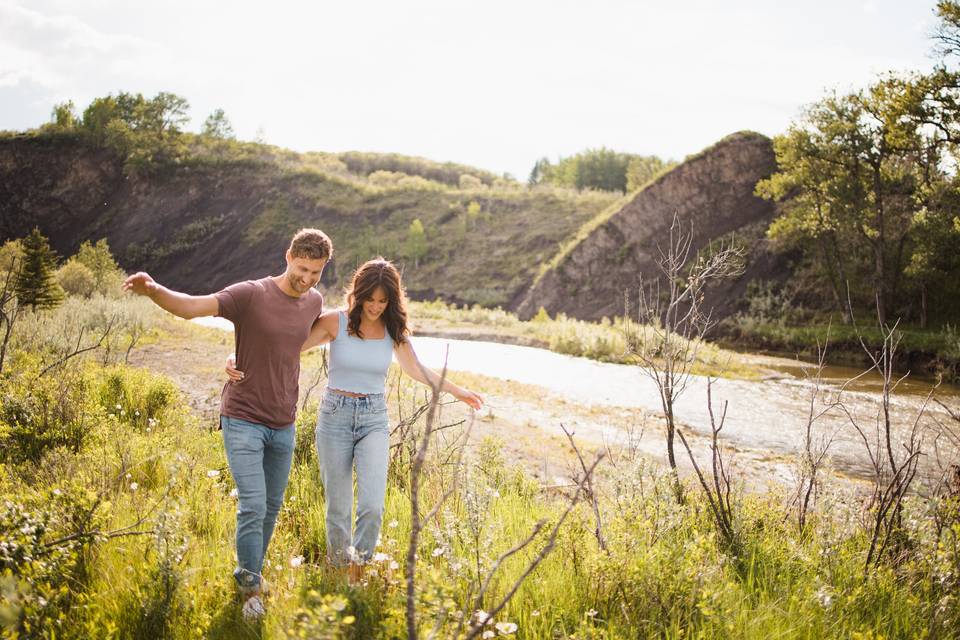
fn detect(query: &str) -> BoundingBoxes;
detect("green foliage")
[530,148,673,193]
[734,280,801,329]
[97,366,179,433]
[288,591,355,638]
[14,228,63,310]
[57,259,96,298]
[74,239,123,294]
[81,91,190,175]
[625,154,672,191]
[338,151,500,188]
[367,170,446,192]
[458,173,484,190]
[49,100,78,131]
[0,489,99,638]
[406,218,428,268]
[201,108,234,140]
[0,241,23,283]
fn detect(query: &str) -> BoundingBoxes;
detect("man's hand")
[122,272,159,298]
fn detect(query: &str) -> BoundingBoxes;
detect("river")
[193,317,960,483]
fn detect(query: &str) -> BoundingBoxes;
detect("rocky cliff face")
[0,134,313,293]
[0,134,122,245]
[515,132,786,321]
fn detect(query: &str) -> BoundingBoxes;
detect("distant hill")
[0,132,615,306]
[515,132,789,321]
[1,130,788,319]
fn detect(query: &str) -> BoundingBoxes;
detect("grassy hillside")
[0,131,618,307]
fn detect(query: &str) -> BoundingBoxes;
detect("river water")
[193,317,960,482]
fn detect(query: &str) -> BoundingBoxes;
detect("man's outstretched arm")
[122,272,219,319]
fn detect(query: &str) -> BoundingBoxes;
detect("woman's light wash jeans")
[220,415,295,590]
[315,390,389,566]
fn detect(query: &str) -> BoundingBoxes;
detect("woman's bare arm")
[394,340,483,410]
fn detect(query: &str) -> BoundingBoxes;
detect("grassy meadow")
[1,292,959,639]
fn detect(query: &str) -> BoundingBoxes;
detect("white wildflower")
[482,632,495,639]
[495,621,517,635]
[474,610,491,625]
[816,587,833,608]
[389,560,400,571]
[206,469,220,478]
[372,552,391,563]
[431,547,445,557]
[586,608,598,618]
[388,519,399,528]
[129,482,138,491]
[290,555,304,568]
[229,488,238,498]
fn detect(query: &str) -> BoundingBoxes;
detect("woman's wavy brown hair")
[345,258,410,345]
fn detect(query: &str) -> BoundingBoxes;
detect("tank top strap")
[337,310,347,337]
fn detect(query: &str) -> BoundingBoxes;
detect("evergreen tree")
[15,229,64,310]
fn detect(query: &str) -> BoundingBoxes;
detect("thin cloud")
[0,0,157,89]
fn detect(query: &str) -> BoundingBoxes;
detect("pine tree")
[15,228,64,310]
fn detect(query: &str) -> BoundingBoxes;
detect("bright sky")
[0,0,942,179]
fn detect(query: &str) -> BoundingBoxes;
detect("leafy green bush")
[0,487,100,638]
[57,259,96,298]
[96,365,179,433]
[0,358,105,465]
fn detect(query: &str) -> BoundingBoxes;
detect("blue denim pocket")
[320,394,340,415]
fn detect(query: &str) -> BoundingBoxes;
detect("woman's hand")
[453,387,483,411]
[225,354,245,382]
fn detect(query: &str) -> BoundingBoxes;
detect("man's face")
[284,252,327,295]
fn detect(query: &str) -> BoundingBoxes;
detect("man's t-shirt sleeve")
[214,281,257,322]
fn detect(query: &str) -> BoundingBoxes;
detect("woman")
[226,257,482,583]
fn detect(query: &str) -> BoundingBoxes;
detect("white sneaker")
[241,594,266,621]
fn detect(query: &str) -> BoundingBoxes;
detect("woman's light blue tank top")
[327,311,394,394]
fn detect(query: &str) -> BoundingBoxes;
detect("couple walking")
[122,228,483,620]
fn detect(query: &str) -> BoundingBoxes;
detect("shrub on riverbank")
[721,319,960,382]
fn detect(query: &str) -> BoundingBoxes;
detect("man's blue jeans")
[315,391,390,566]
[221,415,295,589]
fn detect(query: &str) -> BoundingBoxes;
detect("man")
[122,228,331,620]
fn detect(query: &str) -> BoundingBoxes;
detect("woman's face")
[361,286,389,322]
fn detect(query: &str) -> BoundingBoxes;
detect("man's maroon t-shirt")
[215,277,323,429]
